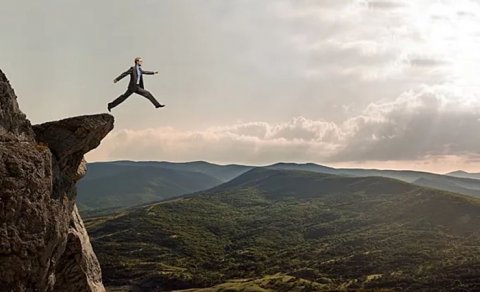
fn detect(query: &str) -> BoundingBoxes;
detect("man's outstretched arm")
[113,67,132,83]
[140,68,159,75]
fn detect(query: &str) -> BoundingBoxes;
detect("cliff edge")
[0,69,113,291]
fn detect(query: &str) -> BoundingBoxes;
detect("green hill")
[77,163,221,214]
[268,162,480,198]
[86,168,480,291]
[77,161,251,215]
[78,161,480,216]
[106,160,251,182]
[447,170,480,180]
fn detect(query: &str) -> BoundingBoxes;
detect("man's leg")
[135,87,164,108]
[108,89,133,110]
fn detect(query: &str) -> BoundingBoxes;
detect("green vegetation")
[176,274,328,292]
[86,168,480,291]
[268,162,480,198]
[447,170,480,180]
[78,161,480,217]
[77,161,250,214]
[77,164,222,213]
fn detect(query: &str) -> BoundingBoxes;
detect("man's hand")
[113,79,118,83]
[154,71,159,74]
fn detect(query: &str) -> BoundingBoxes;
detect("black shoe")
[156,104,165,108]
[107,103,113,112]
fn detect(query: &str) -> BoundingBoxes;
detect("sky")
[2,0,480,173]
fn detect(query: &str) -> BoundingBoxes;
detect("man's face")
[137,59,143,66]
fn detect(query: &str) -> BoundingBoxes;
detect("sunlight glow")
[408,1,480,93]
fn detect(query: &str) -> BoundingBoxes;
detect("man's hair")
[134,57,142,64]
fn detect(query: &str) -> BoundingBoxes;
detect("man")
[108,57,165,111]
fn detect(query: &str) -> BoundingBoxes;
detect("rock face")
[0,69,113,291]
[0,70,34,142]
[53,206,105,291]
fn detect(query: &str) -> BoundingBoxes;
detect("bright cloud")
[88,85,480,172]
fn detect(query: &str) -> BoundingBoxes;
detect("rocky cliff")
[0,69,113,291]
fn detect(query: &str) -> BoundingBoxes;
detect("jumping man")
[108,57,165,111]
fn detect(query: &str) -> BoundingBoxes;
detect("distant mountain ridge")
[107,160,251,182]
[210,167,416,200]
[77,161,251,214]
[267,162,480,198]
[447,170,480,180]
[78,161,480,214]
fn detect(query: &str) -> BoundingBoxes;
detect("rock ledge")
[0,69,113,292]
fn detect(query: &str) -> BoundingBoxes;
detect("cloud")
[88,85,480,166]
[89,117,342,165]
[332,85,480,161]
[457,11,476,18]
[367,1,405,10]
[407,57,449,68]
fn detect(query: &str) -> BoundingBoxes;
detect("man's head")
[134,57,143,66]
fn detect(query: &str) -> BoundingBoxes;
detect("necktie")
[136,66,141,84]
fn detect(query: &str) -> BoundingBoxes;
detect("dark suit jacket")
[114,66,155,89]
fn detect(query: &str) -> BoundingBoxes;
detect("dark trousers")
[110,86,161,109]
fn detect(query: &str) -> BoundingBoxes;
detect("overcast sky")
[2,0,480,173]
